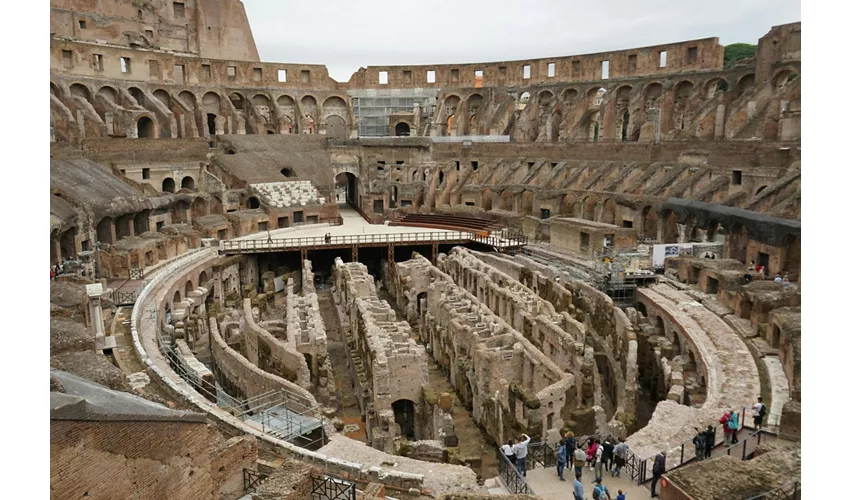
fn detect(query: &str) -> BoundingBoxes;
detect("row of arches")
[161,176,196,193]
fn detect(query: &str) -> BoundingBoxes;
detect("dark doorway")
[392,399,416,440]
[540,208,550,219]
[335,172,358,208]
[137,117,154,138]
[247,196,260,209]
[162,178,176,193]
[707,277,719,295]
[207,113,216,136]
[758,252,770,274]
[621,111,630,141]
[395,122,410,136]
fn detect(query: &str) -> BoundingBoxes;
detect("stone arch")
[96,86,118,104]
[444,95,461,129]
[395,122,411,136]
[730,74,755,102]
[198,271,209,287]
[538,90,554,111]
[228,92,245,111]
[482,189,493,211]
[335,172,358,207]
[162,177,176,193]
[672,81,695,131]
[191,197,207,218]
[185,280,194,298]
[50,82,62,99]
[391,399,416,440]
[771,69,799,90]
[247,196,260,209]
[300,95,318,132]
[704,78,729,99]
[153,89,171,108]
[755,185,768,195]
[276,95,297,134]
[520,191,535,216]
[96,217,114,244]
[133,211,150,235]
[467,93,484,114]
[70,83,92,101]
[661,210,679,243]
[202,92,222,114]
[173,289,182,305]
[322,95,347,112]
[136,116,155,138]
[181,176,196,190]
[642,82,663,108]
[128,87,145,107]
[727,222,749,263]
[561,88,579,103]
[601,198,616,224]
[178,91,196,109]
[326,115,347,139]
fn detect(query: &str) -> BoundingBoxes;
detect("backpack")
[595,485,610,500]
[759,404,768,417]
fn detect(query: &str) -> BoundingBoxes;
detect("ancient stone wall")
[333,258,429,453]
[241,298,312,389]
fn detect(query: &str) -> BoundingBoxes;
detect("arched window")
[181,176,195,190]
[162,178,175,193]
[395,122,410,136]
[137,117,154,138]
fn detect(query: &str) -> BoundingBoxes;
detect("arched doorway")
[181,176,195,190]
[96,217,114,244]
[162,177,176,193]
[185,280,194,298]
[395,122,410,136]
[137,117,154,138]
[335,172,358,208]
[247,196,260,209]
[391,399,416,440]
[326,115,347,139]
[206,114,217,136]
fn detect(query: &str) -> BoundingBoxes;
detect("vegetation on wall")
[724,43,758,69]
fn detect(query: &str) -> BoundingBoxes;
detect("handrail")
[497,447,531,494]
[744,479,800,500]
[219,230,528,253]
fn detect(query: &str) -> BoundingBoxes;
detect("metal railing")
[243,468,269,494]
[497,448,530,494]
[113,280,149,306]
[311,473,356,500]
[220,230,474,252]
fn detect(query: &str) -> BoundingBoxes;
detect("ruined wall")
[241,298,311,388]
[209,316,316,407]
[333,258,429,453]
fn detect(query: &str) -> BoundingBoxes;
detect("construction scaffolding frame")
[348,88,438,137]
[592,246,658,308]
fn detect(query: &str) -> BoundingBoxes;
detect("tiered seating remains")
[251,181,326,208]
[389,213,502,233]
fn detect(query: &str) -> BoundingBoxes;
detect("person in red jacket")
[719,411,733,447]
[587,438,599,469]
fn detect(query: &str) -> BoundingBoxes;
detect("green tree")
[723,43,757,69]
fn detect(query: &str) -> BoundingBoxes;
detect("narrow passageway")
[317,290,366,442]
[377,288,497,482]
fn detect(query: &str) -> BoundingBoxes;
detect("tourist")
[574,476,585,500]
[594,446,604,482]
[500,440,516,466]
[704,426,716,458]
[774,273,783,283]
[574,446,587,480]
[601,438,615,473]
[50,267,55,280]
[587,438,599,469]
[748,260,755,271]
[592,478,611,500]
[719,410,734,446]
[782,273,791,288]
[752,397,767,429]
[730,409,740,444]
[513,433,531,477]
[557,439,568,481]
[616,489,626,500]
[612,439,629,477]
[564,431,576,469]
[692,429,706,460]
[650,451,666,498]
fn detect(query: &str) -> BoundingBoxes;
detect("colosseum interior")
[48,1,802,499]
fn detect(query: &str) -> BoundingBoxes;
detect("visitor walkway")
[220,205,526,254]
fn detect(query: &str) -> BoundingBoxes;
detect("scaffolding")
[348,88,438,137]
[592,246,658,308]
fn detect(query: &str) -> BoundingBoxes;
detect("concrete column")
[87,283,116,350]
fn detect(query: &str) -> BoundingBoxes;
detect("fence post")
[680,443,684,466]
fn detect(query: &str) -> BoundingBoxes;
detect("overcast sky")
[244,0,800,83]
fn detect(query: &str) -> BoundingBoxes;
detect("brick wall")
[50,420,215,500]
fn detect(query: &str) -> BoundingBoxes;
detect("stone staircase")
[251,181,326,208]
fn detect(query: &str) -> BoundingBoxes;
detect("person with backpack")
[573,476,585,500]
[587,439,599,469]
[719,411,734,446]
[730,409,740,444]
[594,445,604,482]
[574,445,587,481]
[556,439,568,481]
[601,438,615,473]
[592,478,611,500]
[692,429,706,460]
[753,397,768,429]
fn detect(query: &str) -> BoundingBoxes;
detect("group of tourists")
[744,261,791,288]
[692,397,769,461]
